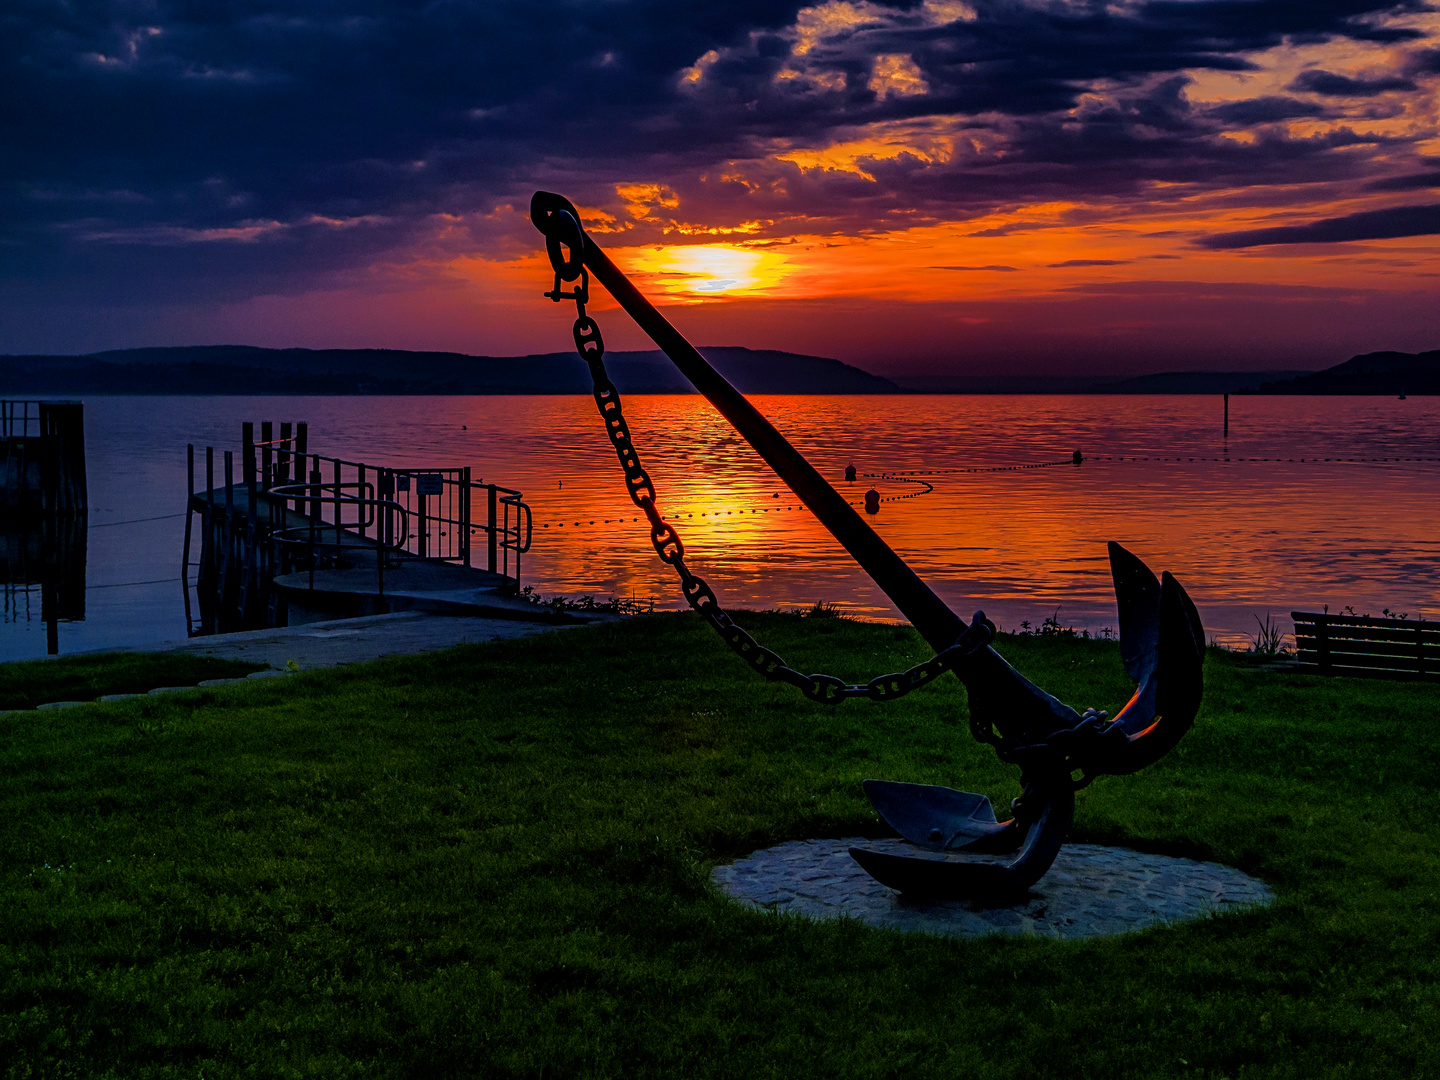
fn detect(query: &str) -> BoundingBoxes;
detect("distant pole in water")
[1223,393,1229,438]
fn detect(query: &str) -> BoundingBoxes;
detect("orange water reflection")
[288,394,1440,648]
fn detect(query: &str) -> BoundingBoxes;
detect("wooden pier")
[2,400,86,513]
[2,401,87,653]
[185,422,537,636]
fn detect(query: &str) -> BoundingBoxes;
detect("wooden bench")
[1291,611,1439,681]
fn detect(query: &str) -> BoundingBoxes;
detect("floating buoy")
[864,487,880,514]
[845,463,857,482]
[1072,450,1083,465]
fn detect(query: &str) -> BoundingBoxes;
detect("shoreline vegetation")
[2,343,1436,396]
[3,612,1438,1076]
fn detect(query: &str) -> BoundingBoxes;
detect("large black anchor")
[531,192,1205,902]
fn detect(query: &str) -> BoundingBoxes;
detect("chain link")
[550,284,991,705]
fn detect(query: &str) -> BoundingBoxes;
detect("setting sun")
[622,244,792,298]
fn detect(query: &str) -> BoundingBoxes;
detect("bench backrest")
[1291,612,1439,680]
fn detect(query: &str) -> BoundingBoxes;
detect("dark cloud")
[1198,203,1440,247]
[1048,259,1130,267]
[967,221,1049,237]
[1289,69,1417,95]
[0,0,1436,310]
[1365,170,1440,190]
[931,264,1021,271]
[1205,96,1329,124]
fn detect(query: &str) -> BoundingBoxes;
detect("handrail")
[268,484,412,595]
[269,480,379,530]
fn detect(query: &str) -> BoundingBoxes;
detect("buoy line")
[1087,455,1440,464]
[864,457,1077,477]
[530,451,1440,533]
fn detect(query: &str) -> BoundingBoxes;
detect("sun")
[623,244,791,298]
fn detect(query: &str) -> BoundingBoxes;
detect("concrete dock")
[277,560,558,623]
[138,609,614,671]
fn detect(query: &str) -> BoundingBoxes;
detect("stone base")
[712,838,1273,940]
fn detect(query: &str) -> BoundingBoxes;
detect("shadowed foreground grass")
[1,613,1437,1078]
[0,653,266,711]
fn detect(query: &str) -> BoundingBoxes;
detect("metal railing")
[268,480,410,595]
[241,420,531,578]
[1,401,42,439]
[183,421,533,636]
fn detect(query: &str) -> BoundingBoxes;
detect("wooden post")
[242,422,256,489]
[309,467,321,590]
[279,422,292,486]
[1223,394,1229,438]
[260,421,273,490]
[38,402,86,514]
[295,422,308,516]
[183,444,195,633]
[224,452,234,516]
[223,450,235,633]
[246,459,259,627]
[488,484,498,574]
[461,468,471,566]
[204,447,216,632]
[43,580,58,656]
[332,456,342,563]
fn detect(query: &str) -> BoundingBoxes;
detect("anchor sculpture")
[531,192,1205,902]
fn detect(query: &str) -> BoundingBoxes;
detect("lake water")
[3,394,1437,661]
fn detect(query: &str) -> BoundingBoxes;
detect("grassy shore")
[1,613,1437,1078]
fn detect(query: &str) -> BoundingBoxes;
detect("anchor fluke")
[849,783,1074,901]
[849,543,1205,901]
[862,779,1019,852]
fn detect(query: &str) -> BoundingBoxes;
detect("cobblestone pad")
[712,838,1274,940]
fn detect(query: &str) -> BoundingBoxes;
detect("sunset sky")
[4,0,1439,376]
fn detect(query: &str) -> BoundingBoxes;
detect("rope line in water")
[89,512,187,529]
[873,455,1440,476]
[1088,455,1440,463]
[87,577,179,590]
[534,452,1439,532]
[864,458,1076,477]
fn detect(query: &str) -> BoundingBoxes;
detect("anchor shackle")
[532,191,587,283]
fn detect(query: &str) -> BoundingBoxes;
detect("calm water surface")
[3,394,1436,661]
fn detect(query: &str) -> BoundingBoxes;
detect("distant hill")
[893,370,1311,394]
[0,345,900,396]
[7,343,1432,396]
[1258,350,1440,395]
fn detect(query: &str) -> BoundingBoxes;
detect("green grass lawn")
[0,653,267,711]
[1,613,1437,1078]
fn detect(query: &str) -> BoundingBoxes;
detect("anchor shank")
[580,235,966,651]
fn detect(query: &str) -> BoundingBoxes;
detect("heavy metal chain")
[547,267,993,706]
